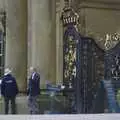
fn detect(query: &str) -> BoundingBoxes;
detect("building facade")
[0,0,120,92]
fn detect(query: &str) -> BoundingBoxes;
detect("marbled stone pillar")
[5,0,27,91]
[29,0,56,87]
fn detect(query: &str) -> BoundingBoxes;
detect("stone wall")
[78,0,120,43]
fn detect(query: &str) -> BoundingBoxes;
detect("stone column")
[29,0,56,87]
[56,0,64,84]
[0,0,5,76]
[0,0,5,10]
[27,0,32,78]
[5,0,27,92]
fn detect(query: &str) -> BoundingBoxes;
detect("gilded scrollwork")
[111,55,120,80]
[64,35,77,86]
[104,33,120,51]
[86,29,120,51]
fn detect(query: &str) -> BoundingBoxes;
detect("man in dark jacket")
[1,68,18,114]
[27,67,40,114]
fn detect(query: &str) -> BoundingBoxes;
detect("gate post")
[61,0,82,113]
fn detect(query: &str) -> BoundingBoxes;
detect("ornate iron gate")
[62,1,120,113]
[63,31,105,112]
[78,36,104,113]
[105,41,120,81]
[63,30,104,113]
[62,5,105,113]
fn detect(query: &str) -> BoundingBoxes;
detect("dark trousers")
[4,97,16,114]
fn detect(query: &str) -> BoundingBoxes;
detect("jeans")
[28,95,39,114]
[4,97,16,114]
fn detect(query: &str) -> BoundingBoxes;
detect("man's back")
[1,74,18,97]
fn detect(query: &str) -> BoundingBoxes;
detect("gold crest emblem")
[91,33,120,51]
[104,33,120,51]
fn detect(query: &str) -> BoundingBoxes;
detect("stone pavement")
[0,96,120,120]
[0,96,29,114]
[0,95,67,114]
[0,114,120,120]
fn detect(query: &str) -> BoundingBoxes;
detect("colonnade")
[0,0,60,91]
